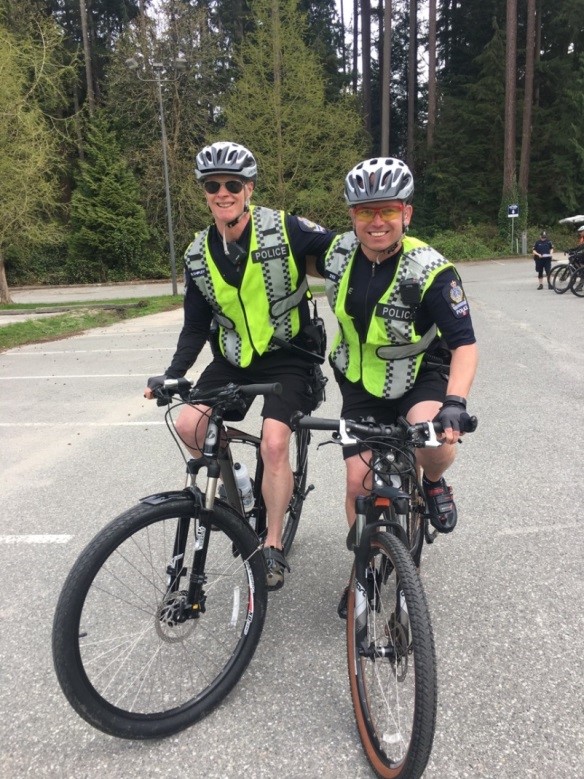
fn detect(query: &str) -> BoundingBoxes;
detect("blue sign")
[508,204,519,218]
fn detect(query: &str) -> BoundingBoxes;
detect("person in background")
[532,231,554,289]
[144,141,334,591]
[315,157,478,619]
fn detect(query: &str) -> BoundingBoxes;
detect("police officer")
[315,157,478,618]
[532,231,554,289]
[145,141,334,590]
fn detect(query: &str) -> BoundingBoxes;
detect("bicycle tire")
[551,264,573,294]
[281,427,310,555]
[347,531,437,779]
[569,267,584,297]
[52,495,267,740]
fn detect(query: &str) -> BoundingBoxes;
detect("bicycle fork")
[352,495,408,662]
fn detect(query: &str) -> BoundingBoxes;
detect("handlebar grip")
[293,413,339,431]
[240,382,282,397]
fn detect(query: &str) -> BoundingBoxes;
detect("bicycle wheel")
[551,264,573,294]
[282,426,310,555]
[347,531,437,779]
[52,495,267,739]
[570,267,584,297]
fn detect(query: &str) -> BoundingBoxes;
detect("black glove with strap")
[434,395,475,434]
[147,374,170,405]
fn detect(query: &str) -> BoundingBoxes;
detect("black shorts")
[535,257,552,275]
[337,366,448,459]
[194,352,314,427]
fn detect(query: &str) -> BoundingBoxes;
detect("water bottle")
[234,462,254,513]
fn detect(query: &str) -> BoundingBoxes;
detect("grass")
[0,295,183,352]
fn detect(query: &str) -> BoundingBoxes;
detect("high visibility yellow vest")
[184,206,308,367]
[324,233,453,398]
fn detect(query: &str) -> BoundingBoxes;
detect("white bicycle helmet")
[345,157,414,205]
[195,142,257,182]
[578,225,584,234]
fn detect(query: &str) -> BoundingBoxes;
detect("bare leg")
[344,452,372,527]
[260,418,293,549]
[406,400,456,480]
[174,404,212,455]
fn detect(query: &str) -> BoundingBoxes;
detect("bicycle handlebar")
[155,378,282,406]
[293,412,478,447]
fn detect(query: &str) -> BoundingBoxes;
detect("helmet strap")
[226,202,250,229]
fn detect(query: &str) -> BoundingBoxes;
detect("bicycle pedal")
[424,517,437,544]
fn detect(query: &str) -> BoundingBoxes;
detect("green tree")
[0,19,70,303]
[219,0,366,229]
[68,114,151,281]
[423,21,507,231]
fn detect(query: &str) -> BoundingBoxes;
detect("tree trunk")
[503,0,518,194]
[427,0,437,151]
[381,0,392,155]
[340,0,347,76]
[361,0,372,136]
[407,0,417,166]
[519,0,536,196]
[0,249,14,305]
[79,0,95,116]
[352,0,359,93]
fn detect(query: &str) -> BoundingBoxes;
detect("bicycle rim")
[52,497,267,739]
[347,532,437,779]
[282,427,310,555]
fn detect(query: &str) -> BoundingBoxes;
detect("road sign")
[508,204,519,218]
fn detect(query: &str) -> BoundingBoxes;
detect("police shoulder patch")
[443,279,469,318]
[297,216,326,233]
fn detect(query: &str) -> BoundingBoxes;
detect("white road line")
[0,421,164,427]
[0,374,151,380]
[6,348,169,356]
[0,534,72,544]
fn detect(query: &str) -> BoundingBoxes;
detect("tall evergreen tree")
[219,0,366,228]
[68,114,151,281]
[424,21,507,229]
[0,18,71,302]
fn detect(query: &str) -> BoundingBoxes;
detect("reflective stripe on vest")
[184,206,307,367]
[324,233,453,399]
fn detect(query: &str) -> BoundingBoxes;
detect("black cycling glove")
[147,374,167,391]
[147,374,170,405]
[433,396,472,434]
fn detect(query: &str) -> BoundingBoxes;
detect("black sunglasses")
[203,180,245,195]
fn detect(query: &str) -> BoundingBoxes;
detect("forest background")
[1,0,583,302]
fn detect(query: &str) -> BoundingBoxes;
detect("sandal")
[263,546,290,591]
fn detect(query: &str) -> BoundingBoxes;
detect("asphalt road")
[0,258,582,778]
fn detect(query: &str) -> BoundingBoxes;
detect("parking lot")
[0,258,582,778]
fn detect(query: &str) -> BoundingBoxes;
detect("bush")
[419,222,513,261]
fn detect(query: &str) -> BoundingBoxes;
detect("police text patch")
[251,244,289,263]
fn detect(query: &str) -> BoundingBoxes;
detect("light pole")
[126,57,186,295]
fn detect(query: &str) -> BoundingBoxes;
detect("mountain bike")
[294,412,477,779]
[52,379,312,739]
